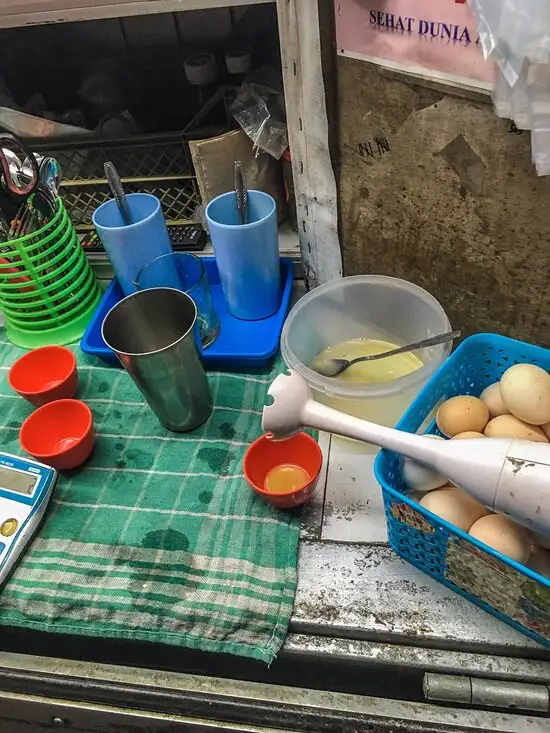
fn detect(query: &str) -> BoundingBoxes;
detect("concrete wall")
[337,56,550,345]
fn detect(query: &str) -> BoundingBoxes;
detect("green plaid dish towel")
[0,337,300,663]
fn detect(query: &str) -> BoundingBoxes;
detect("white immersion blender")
[262,371,550,536]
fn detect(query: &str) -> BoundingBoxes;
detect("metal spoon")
[104,161,132,226]
[310,330,462,378]
[38,156,62,198]
[234,160,248,225]
[3,149,24,188]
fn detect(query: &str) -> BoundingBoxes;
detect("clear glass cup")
[136,253,220,348]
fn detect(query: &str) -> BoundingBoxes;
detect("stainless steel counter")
[296,435,545,663]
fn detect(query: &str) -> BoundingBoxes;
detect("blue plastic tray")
[81,257,294,369]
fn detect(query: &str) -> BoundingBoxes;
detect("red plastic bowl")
[243,432,323,509]
[20,399,94,471]
[9,346,77,407]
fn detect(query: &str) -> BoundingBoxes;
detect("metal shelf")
[0,0,271,29]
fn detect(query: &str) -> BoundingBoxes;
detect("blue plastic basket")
[374,333,550,646]
[81,257,294,370]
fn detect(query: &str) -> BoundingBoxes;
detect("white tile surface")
[321,437,388,544]
[300,431,330,539]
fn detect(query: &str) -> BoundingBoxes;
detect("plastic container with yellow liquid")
[281,275,451,428]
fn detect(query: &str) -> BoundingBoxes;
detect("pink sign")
[335,0,493,87]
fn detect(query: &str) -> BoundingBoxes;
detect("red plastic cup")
[243,432,323,509]
[20,399,94,471]
[9,346,77,407]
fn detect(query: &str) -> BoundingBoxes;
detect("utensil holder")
[0,198,101,349]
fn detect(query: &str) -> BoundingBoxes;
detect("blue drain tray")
[81,257,294,369]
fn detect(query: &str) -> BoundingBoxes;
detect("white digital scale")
[0,451,57,586]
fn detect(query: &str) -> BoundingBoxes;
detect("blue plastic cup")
[92,193,173,296]
[205,190,280,320]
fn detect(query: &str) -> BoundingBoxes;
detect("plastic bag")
[229,77,288,160]
[526,64,550,174]
[500,0,550,64]
[469,0,503,62]
[469,0,550,175]
[496,0,549,85]
[471,0,550,85]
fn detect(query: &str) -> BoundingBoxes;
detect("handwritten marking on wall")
[358,136,391,159]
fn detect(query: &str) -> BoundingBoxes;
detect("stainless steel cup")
[101,287,213,432]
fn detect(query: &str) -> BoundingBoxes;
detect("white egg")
[480,382,509,418]
[401,434,447,493]
[500,364,550,425]
[402,458,448,493]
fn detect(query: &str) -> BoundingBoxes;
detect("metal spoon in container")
[104,161,132,226]
[310,330,462,378]
[234,160,248,225]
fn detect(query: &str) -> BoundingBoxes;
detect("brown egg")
[530,531,550,551]
[436,396,489,438]
[469,514,531,564]
[528,547,550,579]
[480,382,509,418]
[451,431,486,440]
[483,415,548,442]
[420,487,490,532]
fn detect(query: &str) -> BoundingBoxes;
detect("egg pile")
[401,362,550,575]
